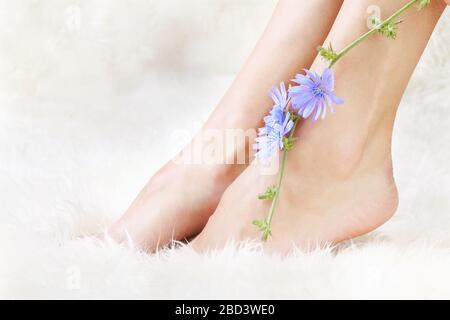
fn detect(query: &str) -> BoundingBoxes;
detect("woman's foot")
[191,117,399,254]
[107,161,243,251]
[192,0,445,253]
[106,0,344,252]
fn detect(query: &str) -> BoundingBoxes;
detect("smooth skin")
[108,0,344,251]
[192,0,447,253]
[110,0,448,253]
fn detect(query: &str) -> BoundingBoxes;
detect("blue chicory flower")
[254,83,294,159]
[260,83,289,132]
[289,68,344,120]
[269,81,289,109]
[254,114,294,159]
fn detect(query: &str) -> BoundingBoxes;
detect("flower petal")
[292,74,315,87]
[280,82,287,100]
[321,68,335,91]
[291,94,314,110]
[302,100,317,119]
[321,100,327,119]
[313,103,321,121]
[323,95,335,113]
[329,92,344,104]
[305,69,321,84]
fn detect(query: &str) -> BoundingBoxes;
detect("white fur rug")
[1,1,450,299]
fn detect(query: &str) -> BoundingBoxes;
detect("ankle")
[294,117,394,182]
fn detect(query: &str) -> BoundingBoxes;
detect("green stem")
[329,0,419,68]
[259,0,423,241]
[262,118,299,241]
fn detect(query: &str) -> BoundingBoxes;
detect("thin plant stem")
[259,0,424,241]
[329,0,419,68]
[262,117,299,241]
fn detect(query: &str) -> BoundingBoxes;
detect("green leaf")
[318,43,339,63]
[379,21,400,39]
[417,0,431,10]
[282,136,295,151]
[252,219,272,241]
[258,186,277,200]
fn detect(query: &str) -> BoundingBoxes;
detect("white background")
[1,1,450,299]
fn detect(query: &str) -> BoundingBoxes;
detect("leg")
[193,0,446,253]
[108,0,344,251]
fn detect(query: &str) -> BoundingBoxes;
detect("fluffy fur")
[1,1,449,299]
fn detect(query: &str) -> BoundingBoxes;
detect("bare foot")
[106,0,344,252]
[192,0,445,254]
[108,160,243,251]
[191,122,399,254]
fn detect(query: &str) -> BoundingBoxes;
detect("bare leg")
[192,0,447,253]
[108,0,344,251]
